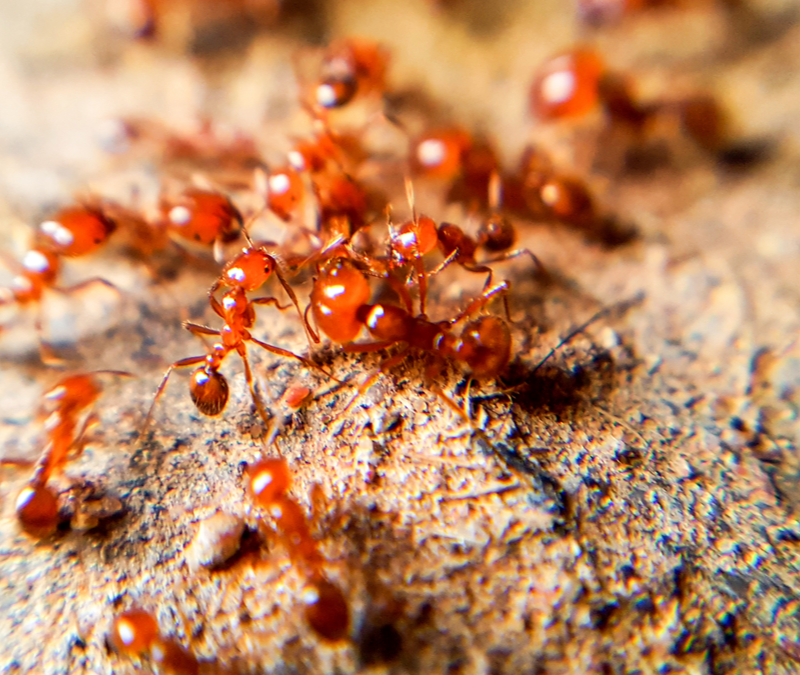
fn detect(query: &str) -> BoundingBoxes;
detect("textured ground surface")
[2,1,800,674]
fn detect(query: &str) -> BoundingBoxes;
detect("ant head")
[44,373,102,414]
[456,316,511,378]
[392,216,438,261]
[246,457,291,507]
[190,367,229,416]
[221,248,276,292]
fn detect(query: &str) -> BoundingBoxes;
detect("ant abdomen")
[189,368,229,416]
[303,576,350,643]
[37,206,116,257]
[360,303,413,343]
[15,482,60,538]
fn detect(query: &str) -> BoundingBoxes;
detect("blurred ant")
[245,456,350,642]
[314,38,389,110]
[0,204,123,362]
[145,229,333,429]
[530,47,730,154]
[109,607,199,675]
[158,187,244,262]
[14,371,131,538]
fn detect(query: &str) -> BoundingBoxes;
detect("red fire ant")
[158,187,244,262]
[314,38,389,110]
[0,205,124,361]
[246,456,350,642]
[14,371,130,538]
[384,179,543,319]
[110,607,199,675]
[144,231,332,429]
[309,255,513,415]
[530,47,730,154]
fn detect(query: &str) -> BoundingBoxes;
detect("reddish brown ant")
[530,47,729,154]
[14,371,131,538]
[309,254,513,415]
[384,179,543,320]
[314,38,389,110]
[145,230,331,429]
[429,174,546,289]
[0,205,124,362]
[158,187,244,262]
[110,607,199,675]
[246,456,350,642]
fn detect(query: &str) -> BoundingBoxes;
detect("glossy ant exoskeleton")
[314,38,389,110]
[145,230,333,429]
[0,204,124,362]
[110,607,199,675]
[530,47,730,155]
[14,371,130,538]
[309,255,513,414]
[246,456,350,642]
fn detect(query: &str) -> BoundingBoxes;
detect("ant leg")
[183,321,221,338]
[251,297,293,312]
[142,355,207,434]
[67,412,101,461]
[480,248,548,279]
[33,306,66,367]
[275,266,320,345]
[248,336,340,383]
[428,248,460,280]
[57,277,120,297]
[385,273,413,315]
[449,281,510,326]
[237,344,272,429]
[338,348,409,420]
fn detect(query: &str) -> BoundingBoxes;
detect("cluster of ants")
[2,6,735,670]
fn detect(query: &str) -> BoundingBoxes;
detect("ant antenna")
[530,293,645,376]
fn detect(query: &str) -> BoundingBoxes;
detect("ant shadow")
[503,347,621,421]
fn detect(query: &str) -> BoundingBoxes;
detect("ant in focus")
[144,228,335,431]
[309,254,513,417]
